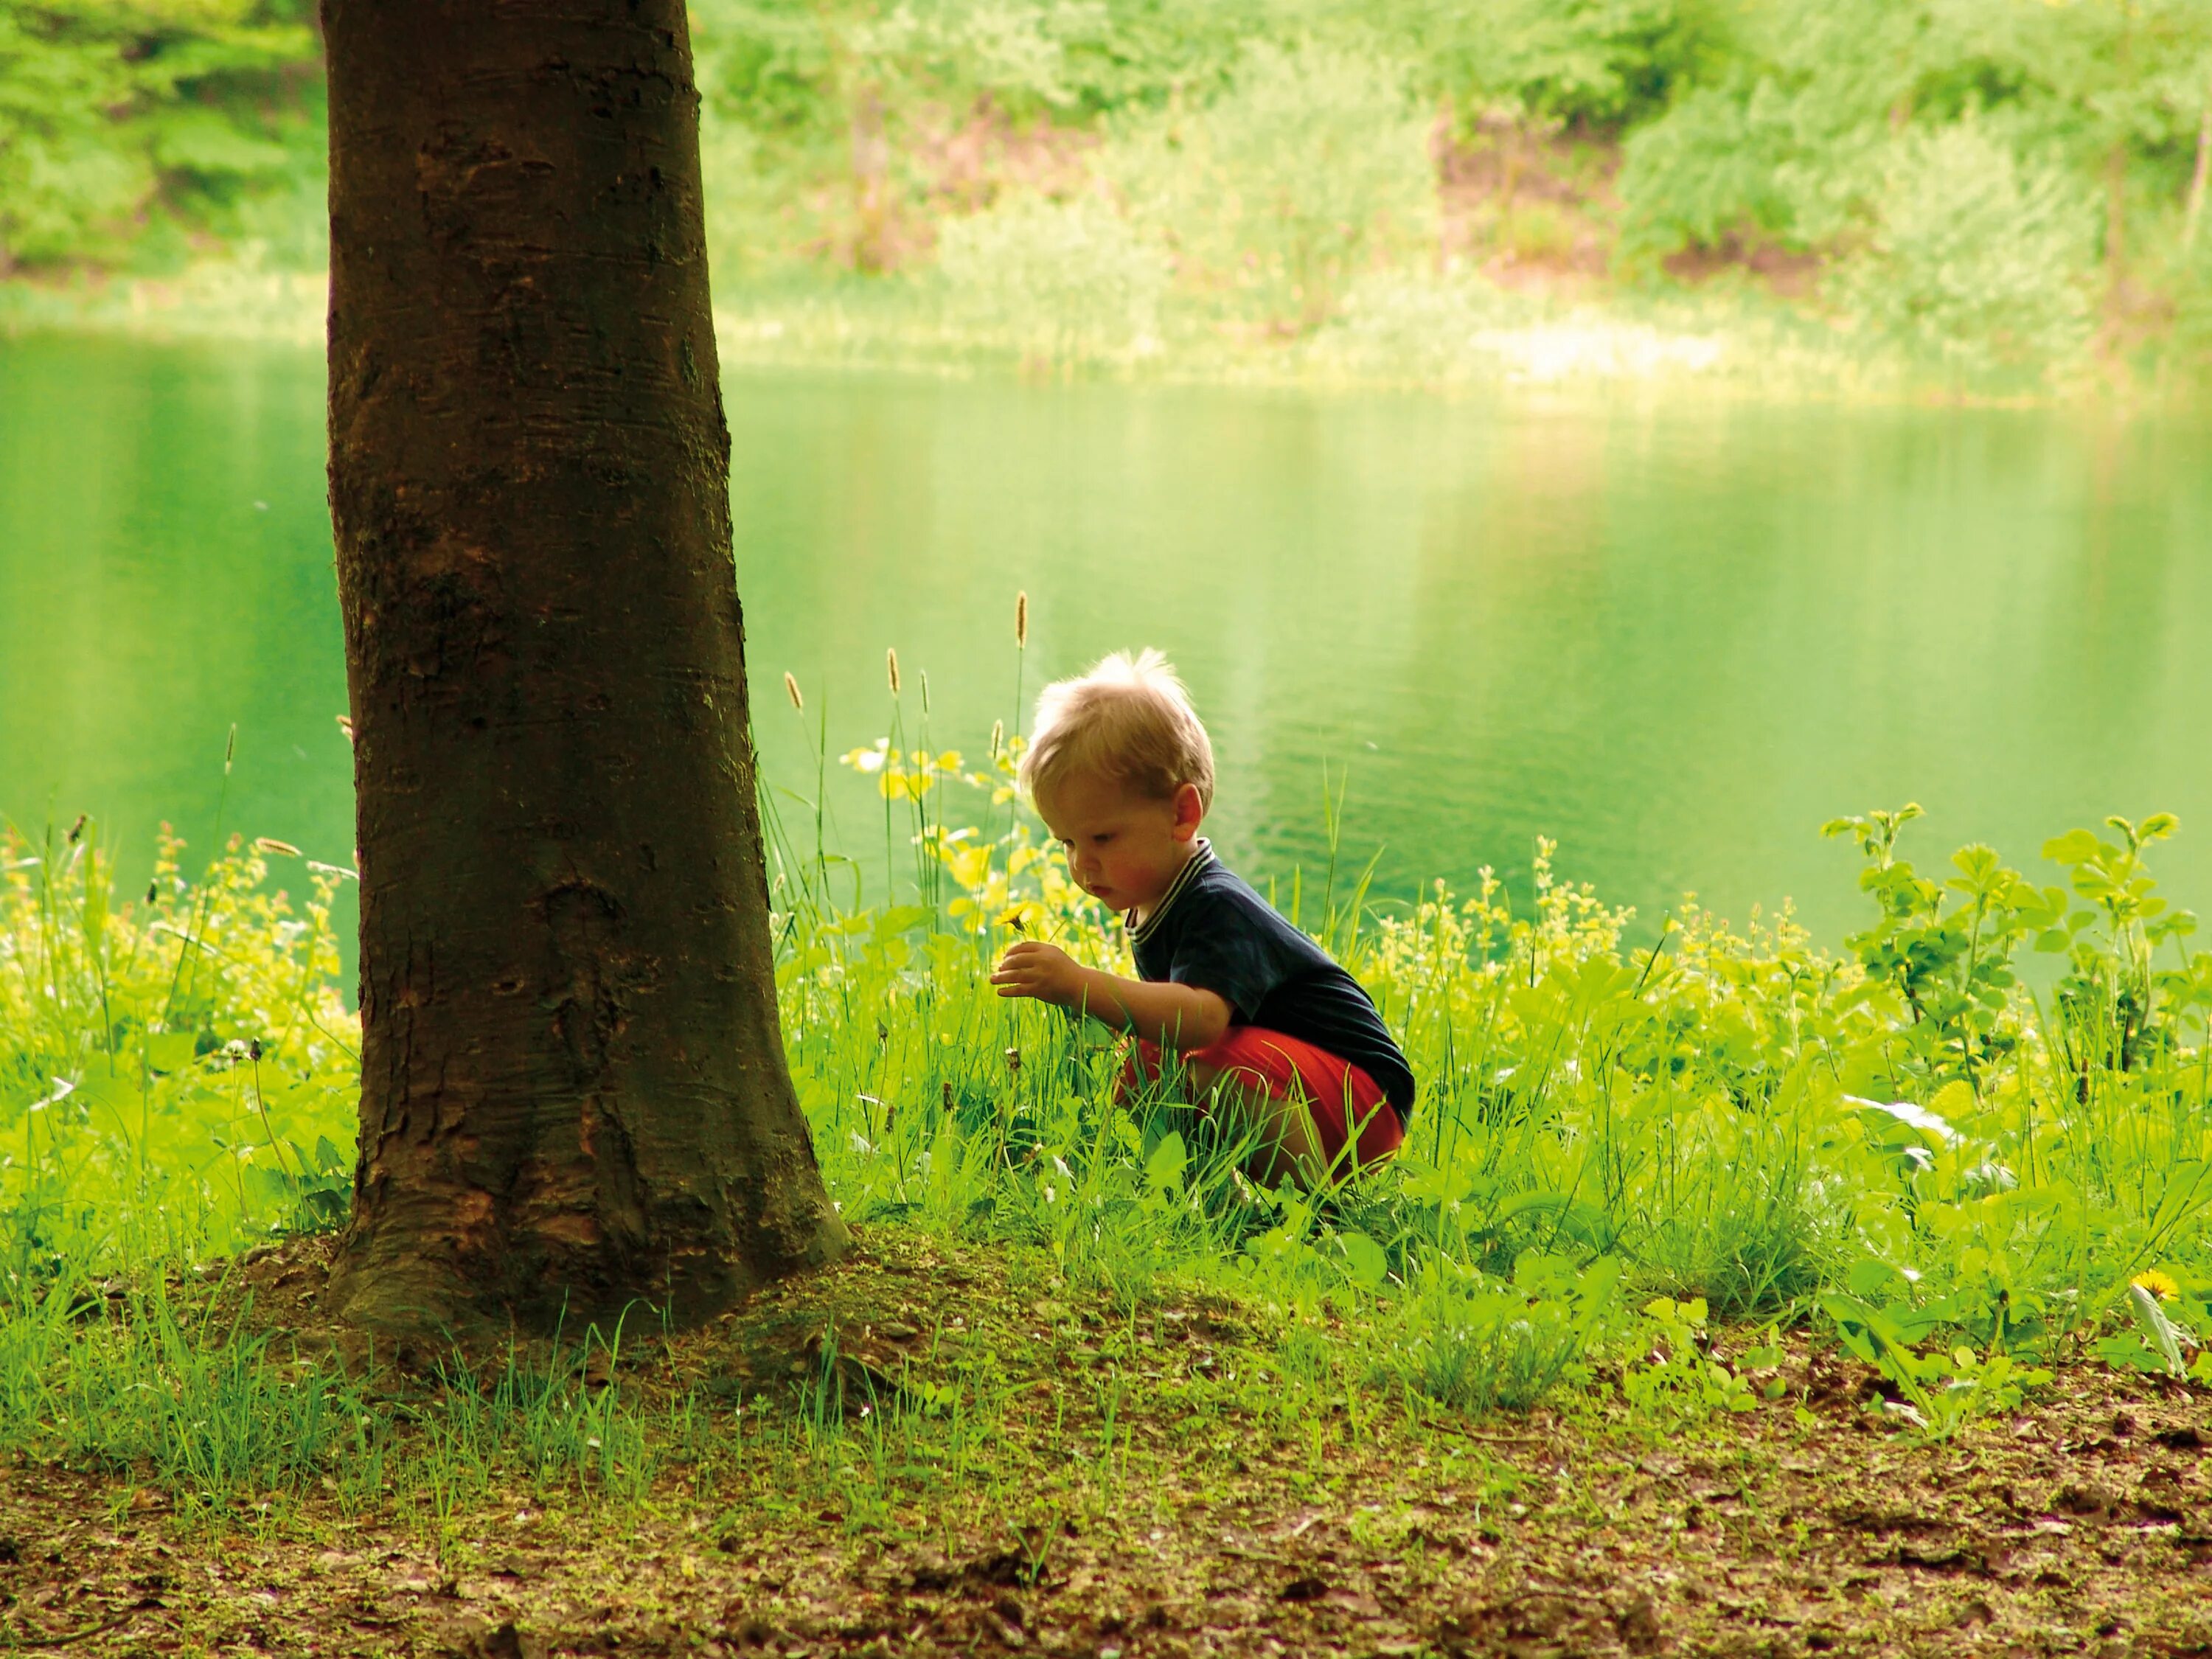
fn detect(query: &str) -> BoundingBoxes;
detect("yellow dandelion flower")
[2132,1270,2182,1302]
[995,901,1044,934]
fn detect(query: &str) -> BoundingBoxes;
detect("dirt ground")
[4,1234,2210,1658]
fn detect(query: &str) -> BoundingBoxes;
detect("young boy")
[990,649,1412,1182]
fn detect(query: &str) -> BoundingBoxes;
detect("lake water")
[5,333,2211,959]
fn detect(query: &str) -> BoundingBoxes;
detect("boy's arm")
[991,943,1231,1051]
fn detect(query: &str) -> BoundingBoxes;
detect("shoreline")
[2,264,2188,412]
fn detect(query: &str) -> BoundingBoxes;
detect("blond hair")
[1019,649,1215,812]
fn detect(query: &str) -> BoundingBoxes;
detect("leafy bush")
[1613,82,1801,257]
[1097,39,1436,330]
[0,0,320,271]
[1411,0,1732,131]
[2171,226,2212,378]
[1835,120,2096,370]
[936,188,1168,361]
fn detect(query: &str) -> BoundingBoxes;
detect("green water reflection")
[4,335,2209,960]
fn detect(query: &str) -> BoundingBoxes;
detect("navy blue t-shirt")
[1127,841,1416,1115]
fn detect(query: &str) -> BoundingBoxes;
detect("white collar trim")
[1127,839,1214,943]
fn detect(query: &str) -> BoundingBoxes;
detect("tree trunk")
[321,0,846,1335]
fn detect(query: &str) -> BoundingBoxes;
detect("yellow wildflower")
[2132,1270,2182,1302]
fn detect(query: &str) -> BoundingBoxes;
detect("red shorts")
[1121,1026,1405,1172]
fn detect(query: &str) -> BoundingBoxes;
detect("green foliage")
[1620,1296,1778,1423]
[0,820,357,1264]
[1822,1290,2051,1439]
[1821,802,2050,1089]
[10,701,2212,1500]
[1396,0,1731,130]
[1377,1252,1619,1413]
[936,187,1169,361]
[8,0,2211,381]
[2115,1279,2189,1373]
[1096,38,1435,329]
[6,1272,369,1509]
[1836,119,2096,369]
[0,0,321,271]
[1614,0,2212,367]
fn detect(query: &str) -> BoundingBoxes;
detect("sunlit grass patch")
[6,663,2212,1521]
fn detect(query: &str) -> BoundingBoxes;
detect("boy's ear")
[1172,782,1205,839]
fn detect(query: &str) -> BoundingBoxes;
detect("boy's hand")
[990,941,1087,1009]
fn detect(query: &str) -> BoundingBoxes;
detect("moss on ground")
[2,1230,2209,1658]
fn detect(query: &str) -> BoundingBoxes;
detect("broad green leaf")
[2042,829,2103,866]
[874,905,934,939]
[1143,1130,1186,1194]
[2126,1284,2186,1378]
[145,1032,198,1073]
[1336,1230,1388,1288]
[1846,1258,1908,1300]
[1927,1079,1975,1127]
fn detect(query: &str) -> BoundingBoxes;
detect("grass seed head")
[253,838,302,858]
[1016,590,1029,648]
[887,647,902,697]
[784,671,804,713]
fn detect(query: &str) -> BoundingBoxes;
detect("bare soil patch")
[5,1233,2211,1657]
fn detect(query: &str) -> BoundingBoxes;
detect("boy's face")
[1034,769,1203,916]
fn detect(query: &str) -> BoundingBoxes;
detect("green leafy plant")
[2093,1274,2212,1380]
[1823,1291,2051,1438]
[1379,1253,1621,1414]
[1620,1295,1761,1423]
[10,681,2212,1517]
[1822,803,2052,1093]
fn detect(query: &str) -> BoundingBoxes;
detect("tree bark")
[321,0,846,1335]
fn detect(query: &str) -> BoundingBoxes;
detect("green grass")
[4,689,2212,1533]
